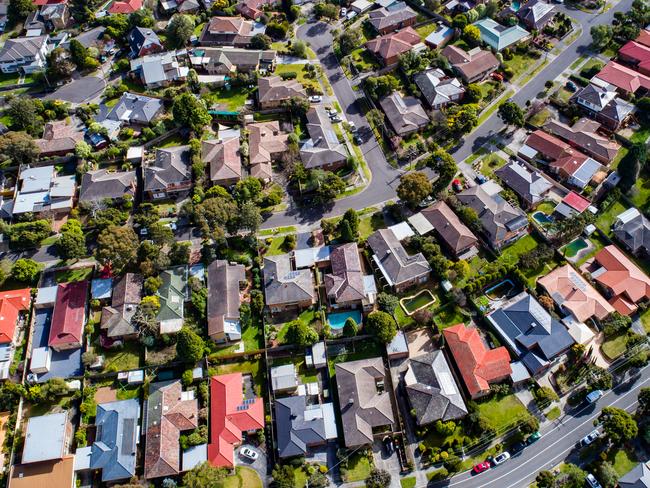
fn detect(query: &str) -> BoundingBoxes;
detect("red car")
[473,461,490,474]
[452,179,463,192]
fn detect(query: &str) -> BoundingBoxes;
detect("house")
[156,267,186,334]
[414,68,465,109]
[516,0,555,30]
[0,35,49,73]
[593,61,650,95]
[365,27,422,66]
[275,396,338,458]
[473,18,529,51]
[0,289,31,378]
[9,455,75,488]
[404,351,468,426]
[22,412,71,463]
[408,201,478,258]
[191,47,276,75]
[109,0,142,14]
[199,17,255,47]
[300,106,348,170]
[324,243,375,311]
[351,0,373,13]
[143,146,192,200]
[10,165,73,217]
[35,119,83,157]
[574,81,635,131]
[38,3,70,30]
[367,2,417,34]
[456,184,528,249]
[203,138,242,186]
[424,23,454,48]
[130,51,189,89]
[263,253,316,313]
[257,75,307,109]
[581,245,650,316]
[100,273,143,340]
[380,91,429,137]
[443,323,511,398]
[494,160,553,209]
[79,169,137,203]
[538,264,614,322]
[367,228,431,293]
[144,381,199,479]
[554,191,591,218]
[270,363,298,393]
[519,129,572,162]
[128,27,164,58]
[618,40,650,76]
[248,121,288,181]
[96,92,164,137]
[207,259,246,343]
[160,0,201,13]
[612,207,650,258]
[237,0,275,19]
[487,292,575,374]
[335,358,395,447]
[84,399,140,482]
[442,45,499,83]
[208,373,264,467]
[545,118,620,165]
[618,461,650,488]
[48,281,88,352]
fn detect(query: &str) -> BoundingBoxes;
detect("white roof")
[321,402,339,439]
[126,146,144,159]
[616,207,641,224]
[408,212,434,235]
[388,221,414,241]
[36,285,58,306]
[351,0,372,10]
[312,341,326,367]
[22,412,67,463]
[30,347,51,373]
[294,246,331,269]
[479,180,503,197]
[518,144,538,159]
[386,330,408,357]
[20,166,54,193]
[563,315,595,344]
[74,446,92,471]
[572,158,600,188]
[182,443,207,471]
[510,361,531,383]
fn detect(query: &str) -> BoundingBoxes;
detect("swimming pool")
[328,310,362,330]
[400,289,436,315]
[485,279,515,300]
[510,1,521,11]
[532,211,553,225]
[563,238,588,258]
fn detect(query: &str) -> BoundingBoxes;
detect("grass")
[465,147,489,165]
[349,48,380,73]
[575,233,608,267]
[102,341,141,372]
[629,172,650,211]
[610,448,638,477]
[528,107,552,127]
[500,234,539,265]
[569,55,588,70]
[203,86,253,112]
[158,134,185,148]
[477,393,531,433]
[277,308,317,344]
[218,466,262,488]
[433,304,466,329]
[479,153,507,179]
[275,64,319,88]
[595,200,628,235]
[545,406,561,420]
[209,318,264,357]
[400,476,416,488]
[342,452,372,482]
[328,340,384,379]
[610,146,628,170]
[262,235,292,256]
[0,72,19,87]
[601,333,628,360]
[504,52,533,79]
[394,287,442,328]
[476,89,514,128]
[358,211,384,241]
[258,226,296,236]
[640,308,650,334]
[55,267,93,283]
[116,385,141,401]
[415,22,437,39]
[213,360,264,396]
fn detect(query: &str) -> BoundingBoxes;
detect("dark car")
[510,441,526,455]
[526,432,541,445]
[382,436,393,455]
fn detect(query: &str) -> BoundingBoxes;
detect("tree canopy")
[598,407,638,445]
[366,311,397,343]
[172,92,211,134]
[96,225,138,272]
[397,172,432,207]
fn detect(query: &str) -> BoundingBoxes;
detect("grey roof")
[368,2,417,31]
[97,92,164,126]
[300,107,348,168]
[487,292,575,374]
[90,399,140,482]
[576,82,616,110]
[22,412,68,463]
[613,207,650,256]
[324,243,367,304]
[131,51,187,86]
[0,35,47,63]
[207,259,246,338]
[263,253,315,307]
[275,395,327,458]
[79,168,136,202]
[258,75,307,105]
[271,363,298,391]
[494,161,552,206]
[367,228,430,287]
[198,47,276,71]
[128,26,163,54]
[335,357,395,447]
[517,0,555,28]
[101,273,142,338]
[600,97,635,125]
[619,461,650,488]
[72,26,106,48]
[144,145,191,192]
[380,91,429,136]
[413,68,465,107]
[405,351,468,425]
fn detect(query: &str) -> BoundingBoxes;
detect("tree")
[601,311,632,337]
[619,143,646,193]
[638,387,650,417]
[272,465,295,488]
[0,132,39,164]
[290,40,308,58]
[444,455,462,472]
[397,172,432,207]
[377,292,398,313]
[535,471,555,488]
[598,407,638,445]
[8,97,41,135]
[452,13,467,28]
[313,172,346,203]
[75,140,92,159]
[446,104,479,134]
[343,317,358,337]
[96,225,138,272]
[47,48,75,80]
[285,320,318,347]
[183,462,227,488]
[596,461,618,488]
[57,219,86,260]
[363,75,399,100]
[69,39,91,69]
[251,33,272,49]
[366,311,397,343]
[498,100,525,127]
[591,24,613,50]
[193,195,238,240]
[366,469,391,488]
[8,0,34,23]
[166,14,195,48]
[337,29,362,56]
[176,328,205,363]
[11,258,40,284]
[7,220,51,248]
[463,24,481,45]
[314,1,338,19]
[556,463,587,488]
[398,50,426,76]
[465,83,482,103]
[144,276,163,295]
[129,7,154,28]
[238,201,262,233]
[338,208,359,242]
[172,92,211,134]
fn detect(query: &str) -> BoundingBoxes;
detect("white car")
[581,430,600,446]
[340,7,347,16]
[309,95,322,103]
[492,452,510,466]
[346,11,358,20]
[348,121,357,132]
[240,447,259,460]
[586,474,602,488]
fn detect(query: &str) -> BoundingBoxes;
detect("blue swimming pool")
[510,1,521,11]
[532,211,553,225]
[328,310,362,330]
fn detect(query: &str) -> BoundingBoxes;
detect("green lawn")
[465,147,489,165]
[342,452,372,482]
[349,48,381,73]
[400,477,416,488]
[523,258,559,288]
[359,211,384,241]
[629,173,650,211]
[477,393,531,433]
[596,200,628,235]
[116,385,141,401]
[0,72,20,87]
[209,318,264,357]
[55,267,94,283]
[275,64,322,93]
[610,448,638,477]
[500,234,540,265]
[601,333,628,360]
[528,108,552,127]
[640,309,650,334]
[203,86,253,112]
[262,235,292,256]
[610,146,628,169]
[102,341,141,373]
[433,304,466,330]
[545,406,561,421]
[218,466,262,488]
[214,360,264,395]
[630,125,650,144]
[277,308,318,344]
[328,340,384,379]
[504,52,532,79]
[415,22,437,39]
[479,153,507,178]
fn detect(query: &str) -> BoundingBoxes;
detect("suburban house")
[160,0,201,13]
[96,92,164,138]
[487,292,575,375]
[581,245,650,316]
[0,35,49,73]
[263,253,316,313]
[575,81,635,131]
[207,259,246,343]
[79,168,137,203]
[143,146,192,200]
[237,0,276,19]
[516,0,556,30]
[442,323,512,399]
[618,40,650,76]
[109,0,143,14]
[9,455,75,488]
[414,68,465,109]
[324,243,376,311]
[248,121,288,181]
[270,363,299,394]
[494,160,553,209]
[35,120,84,157]
[0,289,31,379]
[554,191,591,218]
[367,228,431,293]
[156,267,186,334]
[404,351,468,426]
[130,51,189,89]
[335,358,395,448]
[618,461,650,488]
[48,281,88,352]
[10,165,75,217]
[367,2,417,34]
[612,207,650,258]
[473,18,530,51]
[365,27,423,66]
[456,184,528,249]
[380,91,429,137]
[128,27,164,58]
[408,201,478,258]
[257,75,307,109]
[593,61,650,95]
[274,396,338,458]
[144,381,199,479]
[199,16,255,47]
[203,138,242,187]
[100,273,143,340]
[191,47,276,75]
[299,106,348,170]
[33,2,70,31]
[545,118,620,165]
[208,373,264,467]
[21,412,71,464]
[442,45,500,83]
[424,23,454,48]
[538,264,614,323]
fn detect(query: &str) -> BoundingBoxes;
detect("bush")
[279,71,297,80]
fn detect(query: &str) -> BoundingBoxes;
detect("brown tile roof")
[442,45,499,81]
[365,27,421,63]
[203,138,242,184]
[207,259,246,339]
[524,130,572,161]
[35,120,84,155]
[545,118,620,164]
[420,201,477,254]
[9,455,75,488]
[206,16,252,35]
[324,243,366,304]
[258,75,306,104]
[248,121,289,168]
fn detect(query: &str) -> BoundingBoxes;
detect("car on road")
[586,473,602,488]
[580,430,600,446]
[353,134,363,144]
[585,390,603,404]
[330,115,342,123]
[526,431,541,445]
[349,121,357,133]
[492,452,510,466]
[510,441,526,455]
[472,461,490,474]
[309,95,322,103]
[240,447,258,460]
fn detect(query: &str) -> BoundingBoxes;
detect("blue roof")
[31,309,82,382]
[91,278,113,300]
[473,18,530,51]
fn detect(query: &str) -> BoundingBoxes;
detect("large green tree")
[172,92,211,134]
[183,462,227,488]
[397,172,432,207]
[0,132,39,165]
[285,320,318,347]
[176,327,205,363]
[11,258,40,284]
[166,14,195,48]
[365,311,397,343]
[498,100,525,127]
[598,407,638,445]
[96,225,138,272]
[57,219,86,260]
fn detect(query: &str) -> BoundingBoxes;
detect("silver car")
[492,452,510,465]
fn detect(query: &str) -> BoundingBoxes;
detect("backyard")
[342,451,373,482]
[595,199,628,235]
[101,342,141,373]
[209,318,264,357]
[55,267,94,283]
[218,466,262,488]
[276,308,319,344]
[213,359,264,395]
[202,86,254,112]
[327,340,384,379]
[432,304,467,330]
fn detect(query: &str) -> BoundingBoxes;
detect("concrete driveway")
[234,443,269,486]
[45,76,106,104]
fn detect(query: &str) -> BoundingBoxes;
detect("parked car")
[164,221,177,231]
[475,174,487,184]
[330,115,342,123]
[510,441,526,455]
[586,474,602,488]
[580,430,600,446]
[353,134,363,145]
[566,81,578,92]
[240,447,259,460]
[526,431,541,445]
[346,11,358,20]
[340,7,347,16]
[382,436,393,455]
[452,179,463,192]
[472,461,490,474]
[492,452,510,466]
[585,390,603,404]
[491,72,504,82]
[309,95,322,103]
[349,121,357,133]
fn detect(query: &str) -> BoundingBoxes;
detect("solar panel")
[121,418,136,454]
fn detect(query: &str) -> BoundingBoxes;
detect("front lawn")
[0,73,19,87]
[261,235,293,256]
[349,48,381,73]
[601,333,628,360]
[415,22,437,39]
[610,448,638,477]
[476,393,531,433]
[479,153,507,179]
[342,451,372,482]
[358,211,385,241]
[640,309,650,334]
[55,267,94,283]
[545,406,561,420]
[528,108,552,127]
[401,477,416,488]
[219,466,263,488]
[275,64,322,93]
[504,52,532,80]
[629,125,650,144]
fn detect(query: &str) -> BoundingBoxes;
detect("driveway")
[372,439,402,488]
[45,75,106,104]
[234,443,269,486]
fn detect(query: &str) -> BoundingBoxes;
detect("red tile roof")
[365,27,421,63]
[208,373,264,468]
[108,0,142,14]
[619,40,650,67]
[636,29,650,48]
[594,61,650,93]
[524,130,572,161]
[562,191,591,213]
[48,281,88,349]
[33,0,67,5]
[443,323,512,398]
[0,289,31,344]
